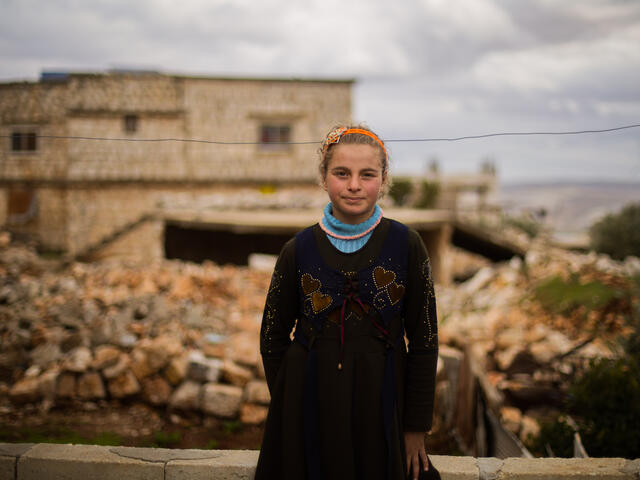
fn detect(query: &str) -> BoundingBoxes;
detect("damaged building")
[0,71,352,258]
[1,71,515,283]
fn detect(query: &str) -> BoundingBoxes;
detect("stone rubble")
[0,231,272,424]
[436,236,638,448]
[0,229,637,444]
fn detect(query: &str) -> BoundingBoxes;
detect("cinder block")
[166,450,259,480]
[498,457,632,480]
[17,444,163,480]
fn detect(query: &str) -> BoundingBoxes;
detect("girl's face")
[322,143,386,225]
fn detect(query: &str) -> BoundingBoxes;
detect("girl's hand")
[404,431,429,480]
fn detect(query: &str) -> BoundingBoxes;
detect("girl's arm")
[403,229,439,478]
[402,229,439,416]
[260,238,299,393]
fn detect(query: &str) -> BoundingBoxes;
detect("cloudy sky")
[1,0,639,184]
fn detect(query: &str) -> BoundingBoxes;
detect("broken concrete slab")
[18,443,164,480]
[109,446,222,463]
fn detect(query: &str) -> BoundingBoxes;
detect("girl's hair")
[318,124,391,190]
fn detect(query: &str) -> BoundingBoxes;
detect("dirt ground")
[0,401,264,450]
[0,401,457,454]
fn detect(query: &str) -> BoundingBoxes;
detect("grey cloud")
[1,0,639,181]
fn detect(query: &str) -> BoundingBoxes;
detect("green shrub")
[415,181,440,209]
[528,355,640,458]
[526,416,575,458]
[205,439,220,449]
[388,179,413,206]
[0,427,123,446]
[589,202,640,260]
[567,355,640,458]
[222,420,242,435]
[150,431,182,448]
[533,274,623,316]
[530,272,640,458]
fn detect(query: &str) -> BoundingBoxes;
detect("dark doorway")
[164,223,292,265]
[7,188,37,224]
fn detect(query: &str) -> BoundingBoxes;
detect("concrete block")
[166,450,259,480]
[498,457,632,480]
[0,444,35,458]
[622,459,640,478]
[478,457,503,480]
[0,456,14,480]
[17,443,164,480]
[0,444,35,480]
[430,454,478,480]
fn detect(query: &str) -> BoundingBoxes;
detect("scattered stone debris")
[0,228,637,449]
[0,230,271,425]
[435,236,639,450]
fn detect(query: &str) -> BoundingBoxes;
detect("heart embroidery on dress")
[311,290,332,313]
[301,273,321,295]
[373,266,395,288]
[387,282,405,305]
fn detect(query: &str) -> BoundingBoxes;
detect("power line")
[386,123,640,142]
[1,123,639,145]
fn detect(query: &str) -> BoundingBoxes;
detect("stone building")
[0,71,353,260]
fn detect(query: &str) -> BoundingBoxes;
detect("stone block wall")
[1,72,353,255]
[0,81,70,181]
[1,73,352,183]
[0,187,68,251]
[2,182,322,255]
[1,444,639,480]
[183,77,351,182]
[65,74,182,113]
[64,186,158,255]
[84,216,164,264]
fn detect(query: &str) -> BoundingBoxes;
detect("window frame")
[10,130,38,153]
[259,124,292,151]
[124,114,139,133]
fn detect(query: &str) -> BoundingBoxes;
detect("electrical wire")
[2,123,639,146]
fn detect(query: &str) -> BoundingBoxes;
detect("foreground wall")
[1,444,639,480]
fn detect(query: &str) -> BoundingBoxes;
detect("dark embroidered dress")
[256,218,438,480]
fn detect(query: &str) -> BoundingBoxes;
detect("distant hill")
[497,181,639,245]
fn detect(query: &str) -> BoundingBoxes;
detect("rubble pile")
[435,238,640,447]
[1,229,638,445]
[0,231,273,425]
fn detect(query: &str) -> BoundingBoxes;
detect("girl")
[256,125,440,480]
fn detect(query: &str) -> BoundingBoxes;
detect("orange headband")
[322,127,388,160]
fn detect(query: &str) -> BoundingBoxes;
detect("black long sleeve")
[260,238,299,393]
[402,229,439,432]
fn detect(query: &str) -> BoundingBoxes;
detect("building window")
[124,115,138,133]
[260,125,291,150]
[11,132,37,152]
